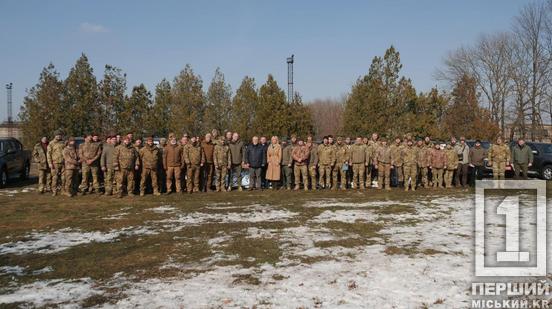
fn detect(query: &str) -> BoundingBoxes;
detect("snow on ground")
[0,226,157,255]
[2,193,547,308]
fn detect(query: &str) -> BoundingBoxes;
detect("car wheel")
[541,165,552,180]
[20,162,30,180]
[0,168,7,188]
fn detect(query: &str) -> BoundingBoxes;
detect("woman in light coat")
[266,136,282,188]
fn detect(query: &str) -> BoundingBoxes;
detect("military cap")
[67,136,75,142]
[337,136,343,141]
[380,137,387,142]
[54,129,63,136]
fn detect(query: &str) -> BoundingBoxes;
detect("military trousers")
[282,165,293,189]
[432,168,444,188]
[455,163,469,187]
[308,165,317,190]
[215,166,228,191]
[332,164,347,190]
[64,168,78,196]
[140,168,159,194]
[403,164,417,190]
[377,162,391,189]
[393,165,404,186]
[51,164,64,193]
[186,164,201,193]
[419,166,429,188]
[80,164,100,192]
[352,163,365,189]
[230,164,243,190]
[318,164,332,188]
[116,169,135,196]
[166,166,182,193]
[492,161,507,180]
[104,168,115,195]
[37,168,50,193]
[514,163,529,180]
[293,164,308,190]
[202,162,214,191]
[444,168,456,188]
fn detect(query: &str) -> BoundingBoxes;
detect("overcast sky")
[0,0,533,121]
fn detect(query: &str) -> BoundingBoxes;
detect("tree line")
[20,54,313,147]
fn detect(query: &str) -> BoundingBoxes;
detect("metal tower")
[6,83,12,123]
[287,55,294,103]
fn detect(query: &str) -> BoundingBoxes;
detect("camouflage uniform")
[333,142,350,190]
[308,144,319,190]
[350,143,367,189]
[375,144,392,190]
[401,145,418,191]
[32,142,50,193]
[78,140,102,193]
[444,146,458,188]
[184,142,205,193]
[430,147,446,189]
[47,139,65,196]
[317,144,335,189]
[281,144,294,190]
[488,143,511,180]
[163,143,183,193]
[366,140,378,187]
[62,144,79,197]
[213,140,231,192]
[101,143,116,195]
[417,144,431,188]
[113,143,140,197]
[390,142,404,186]
[139,144,160,195]
[292,145,310,191]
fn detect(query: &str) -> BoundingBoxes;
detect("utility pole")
[5,83,13,137]
[287,55,294,103]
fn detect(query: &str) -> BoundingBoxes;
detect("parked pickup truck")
[0,137,31,188]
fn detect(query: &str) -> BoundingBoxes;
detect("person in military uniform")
[213,136,231,192]
[281,140,293,190]
[101,136,117,195]
[113,136,140,198]
[333,136,350,190]
[139,137,161,196]
[228,133,245,191]
[375,137,393,190]
[307,140,318,190]
[317,136,335,189]
[444,144,458,188]
[157,137,167,193]
[429,143,446,189]
[291,139,310,191]
[401,139,418,191]
[350,137,367,190]
[488,137,511,180]
[184,136,205,193]
[78,134,102,194]
[366,133,379,187]
[416,139,430,188]
[62,137,79,197]
[47,130,65,196]
[390,137,404,188]
[344,137,353,188]
[201,133,215,192]
[164,134,183,194]
[32,136,50,194]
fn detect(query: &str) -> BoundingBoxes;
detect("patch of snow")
[0,266,26,276]
[148,205,177,214]
[310,209,380,223]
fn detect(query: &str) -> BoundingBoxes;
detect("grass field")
[0,181,548,308]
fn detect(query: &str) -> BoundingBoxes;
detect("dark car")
[0,137,32,188]
[510,141,552,180]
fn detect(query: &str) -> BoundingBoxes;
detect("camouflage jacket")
[47,140,65,167]
[63,145,79,170]
[281,145,293,166]
[375,145,392,164]
[291,145,310,166]
[113,144,139,170]
[416,145,431,167]
[317,144,335,165]
[430,148,446,169]
[32,143,49,170]
[390,143,404,166]
[184,143,205,166]
[445,148,458,170]
[350,144,367,164]
[139,144,160,169]
[79,141,102,166]
[213,143,231,168]
[101,144,115,170]
[401,146,418,166]
[335,144,350,165]
[488,144,511,164]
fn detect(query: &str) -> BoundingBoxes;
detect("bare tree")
[307,97,345,139]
